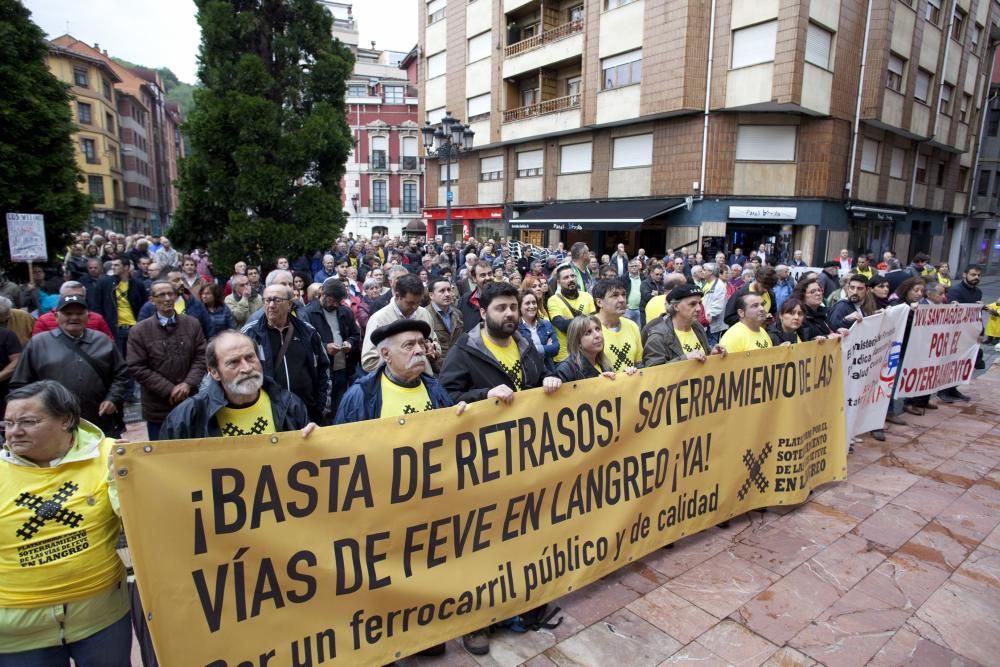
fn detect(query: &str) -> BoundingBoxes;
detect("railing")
[502,93,580,123]
[370,153,388,171]
[504,19,583,58]
[400,156,418,170]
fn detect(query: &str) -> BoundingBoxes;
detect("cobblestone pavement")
[392,365,1000,667]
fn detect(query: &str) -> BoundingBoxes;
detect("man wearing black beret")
[334,319,461,424]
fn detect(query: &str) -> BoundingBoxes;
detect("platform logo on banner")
[842,306,910,439]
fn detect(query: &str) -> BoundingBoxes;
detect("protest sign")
[114,342,846,667]
[5,212,47,262]
[842,305,909,438]
[896,303,982,398]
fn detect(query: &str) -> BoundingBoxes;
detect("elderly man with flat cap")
[643,284,727,366]
[334,319,462,424]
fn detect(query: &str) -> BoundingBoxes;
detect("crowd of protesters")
[0,226,997,663]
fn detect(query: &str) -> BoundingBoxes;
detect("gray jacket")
[642,317,710,367]
[701,278,728,333]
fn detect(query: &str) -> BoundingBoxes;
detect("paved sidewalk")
[397,366,1000,667]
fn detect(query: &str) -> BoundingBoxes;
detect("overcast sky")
[23,0,418,84]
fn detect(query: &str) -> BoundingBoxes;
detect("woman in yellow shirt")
[0,381,130,665]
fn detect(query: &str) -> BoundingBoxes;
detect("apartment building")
[322,1,426,237]
[418,0,1000,265]
[47,36,185,235]
[45,42,126,230]
[966,51,1000,273]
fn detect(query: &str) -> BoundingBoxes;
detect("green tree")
[0,0,91,269]
[172,0,354,270]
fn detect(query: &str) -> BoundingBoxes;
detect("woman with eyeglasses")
[0,381,131,666]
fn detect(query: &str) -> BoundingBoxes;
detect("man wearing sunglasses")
[242,284,330,424]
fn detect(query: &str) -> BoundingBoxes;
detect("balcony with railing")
[400,156,418,171]
[504,18,583,58]
[369,151,388,171]
[502,93,580,123]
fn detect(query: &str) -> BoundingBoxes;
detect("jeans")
[0,613,131,667]
[146,421,162,441]
[624,309,641,328]
[329,369,350,421]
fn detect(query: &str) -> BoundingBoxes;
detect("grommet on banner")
[147,612,153,621]
[117,468,128,477]
[567,585,573,591]
[395,652,401,658]
[143,445,153,453]
[398,418,406,425]
[270,436,279,444]
[115,447,126,456]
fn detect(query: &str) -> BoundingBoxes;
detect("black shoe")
[975,359,986,370]
[951,389,972,401]
[870,429,885,442]
[462,630,490,656]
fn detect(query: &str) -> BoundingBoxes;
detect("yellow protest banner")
[114,340,846,666]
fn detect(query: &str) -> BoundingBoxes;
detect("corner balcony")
[502,20,584,79]
[501,94,581,142]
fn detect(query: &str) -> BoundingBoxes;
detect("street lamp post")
[421,111,474,244]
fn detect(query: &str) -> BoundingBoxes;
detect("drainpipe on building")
[845,0,874,203]
[697,0,717,207]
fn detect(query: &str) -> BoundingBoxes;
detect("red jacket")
[32,311,114,340]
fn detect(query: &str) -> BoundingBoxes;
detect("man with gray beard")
[160,330,316,439]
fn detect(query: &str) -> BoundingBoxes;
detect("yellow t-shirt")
[674,327,706,355]
[855,266,873,280]
[481,333,525,390]
[380,373,433,417]
[115,281,135,327]
[0,436,123,607]
[602,318,643,371]
[548,292,596,362]
[216,390,276,436]
[644,294,667,325]
[174,296,186,315]
[720,322,772,353]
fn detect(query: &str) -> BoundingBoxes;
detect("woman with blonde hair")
[556,315,624,381]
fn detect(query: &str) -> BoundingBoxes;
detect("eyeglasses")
[152,292,175,299]
[264,296,290,304]
[1,417,48,431]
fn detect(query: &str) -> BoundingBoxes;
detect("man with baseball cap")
[643,284,726,366]
[335,319,458,424]
[11,294,129,436]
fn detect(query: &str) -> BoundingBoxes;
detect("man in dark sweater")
[940,264,985,401]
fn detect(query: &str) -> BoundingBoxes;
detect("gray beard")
[224,373,263,400]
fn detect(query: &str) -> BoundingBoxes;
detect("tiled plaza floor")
[394,363,1000,667]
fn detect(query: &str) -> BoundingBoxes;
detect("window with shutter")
[612,134,653,168]
[427,51,446,79]
[886,54,905,92]
[805,24,833,69]
[860,139,880,173]
[731,22,777,68]
[560,143,592,174]
[914,69,932,103]
[480,155,504,181]
[890,147,905,179]
[735,126,796,161]
[468,32,491,63]
[467,93,491,120]
[427,0,446,24]
[517,150,543,177]
[401,137,417,170]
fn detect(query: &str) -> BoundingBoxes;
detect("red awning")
[422,206,503,221]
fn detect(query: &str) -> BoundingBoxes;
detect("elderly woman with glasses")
[0,381,130,666]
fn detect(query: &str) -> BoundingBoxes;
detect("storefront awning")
[422,206,504,220]
[511,198,685,231]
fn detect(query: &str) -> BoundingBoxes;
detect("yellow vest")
[0,429,123,608]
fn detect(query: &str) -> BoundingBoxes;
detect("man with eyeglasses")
[126,281,207,440]
[242,284,330,424]
[303,279,359,419]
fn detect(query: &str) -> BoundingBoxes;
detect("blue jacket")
[517,318,559,373]
[138,295,214,340]
[334,367,452,424]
